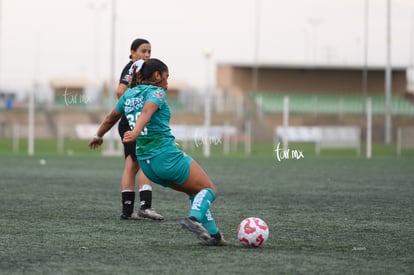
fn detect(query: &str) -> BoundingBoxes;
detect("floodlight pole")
[283,96,289,151]
[89,0,106,84]
[0,0,2,91]
[411,14,414,79]
[366,97,372,159]
[203,50,212,158]
[106,0,116,152]
[410,14,414,90]
[28,34,40,156]
[252,0,261,94]
[362,0,369,104]
[385,0,392,144]
[307,17,323,65]
[28,85,35,156]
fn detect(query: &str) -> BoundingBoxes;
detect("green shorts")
[139,146,193,188]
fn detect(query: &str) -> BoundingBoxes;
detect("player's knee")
[125,157,139,173]
[131,162,139,173]
[138,172,151,186]
[203,183,217,195]
[210,185,217,196]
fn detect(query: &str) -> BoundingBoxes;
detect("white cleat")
[138,208,164,220]
[180,217,211,244]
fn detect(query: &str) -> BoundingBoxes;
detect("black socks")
[121,191,135,216]
[139,190,152,210]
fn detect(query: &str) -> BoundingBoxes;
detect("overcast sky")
[1,0,414,97]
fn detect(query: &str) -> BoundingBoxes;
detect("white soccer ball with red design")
[237,217,269,247]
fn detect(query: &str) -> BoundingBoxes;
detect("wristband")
[94,134,103,140]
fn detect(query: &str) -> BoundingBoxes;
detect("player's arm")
[117,62,131,98]
[88,109,122,149]
[116,83,128,99]
[123,102,158,143]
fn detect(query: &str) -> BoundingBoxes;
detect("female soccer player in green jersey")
[116,38,163,221]
[89,58,226,246]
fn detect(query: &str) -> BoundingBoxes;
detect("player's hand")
[88,136,103,149]
[123,130,136,143]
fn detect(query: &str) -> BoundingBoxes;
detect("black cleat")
[208,232,229,246]
[120,212,140,220]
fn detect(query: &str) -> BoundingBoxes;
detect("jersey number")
[126,112,148,136]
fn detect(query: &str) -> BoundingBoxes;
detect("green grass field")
[0,153,413,274]
[1,138,414,158]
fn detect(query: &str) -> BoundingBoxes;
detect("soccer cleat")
[180,217,211,243]
[138,208,164,220]
[120,212,140,220]
[208,232,229,246]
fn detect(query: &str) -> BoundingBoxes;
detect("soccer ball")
[237,217,269,248]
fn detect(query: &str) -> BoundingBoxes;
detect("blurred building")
[50,78,91,105]
[215,63,413,142]
[216,63,408,95]
[102,79,188,99]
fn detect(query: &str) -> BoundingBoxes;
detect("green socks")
[189,188,219,235]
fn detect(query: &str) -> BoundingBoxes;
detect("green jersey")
[115,84,175,160]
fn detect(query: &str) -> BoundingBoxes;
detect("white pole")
[89,0,106,85]
[256,94,263,118]
[223,122,230,155]
[245,120,252,155]
[106,0,116,153]
[396,127,401,156]
[385,0,392,144]
[307,17,323,64]
[12,123,19,153]
[236,94,243,118]
[28,87,35,156]
[283,96,289,150]
[410,14,414,86]
[362,0,369,104]
[57,124,64,154]
[203,50,212,158]
[28,31,41,156]
[252,0,261,93]
[366,97,372,159]
[0,0,2,91]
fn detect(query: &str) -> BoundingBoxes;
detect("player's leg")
[118,115,140,220]
[170,160,226,245]
[118,113,162,220]
[187,194,227,246]
[119,152,139,220]
[142,149,225,244]
[136,170,163,220]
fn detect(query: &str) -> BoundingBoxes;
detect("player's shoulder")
[122,61,133,72]
[149,88,166,105]
[119,61,134,84]
[147,85,165,97]
[124,86,141,98]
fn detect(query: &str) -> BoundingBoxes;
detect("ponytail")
[129,58,168,88]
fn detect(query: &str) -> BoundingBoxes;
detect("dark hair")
[129,58,168,88]
[129,38,150,59]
